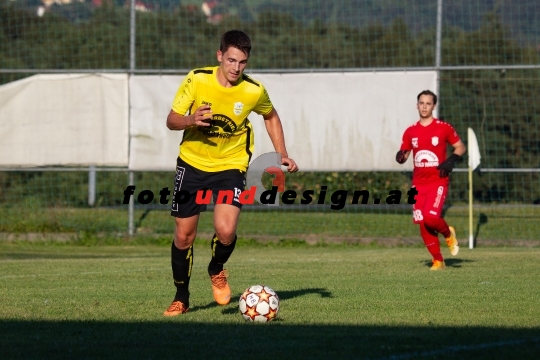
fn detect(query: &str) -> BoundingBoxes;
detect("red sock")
[419,221,443,261]
[424,216,451,238]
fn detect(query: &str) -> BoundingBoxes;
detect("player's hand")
[281,157,298,173]
[437,154,461,178]
[395,150,408,164]
[192,105,212,127]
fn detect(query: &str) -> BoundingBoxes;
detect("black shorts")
[170,157,246,218]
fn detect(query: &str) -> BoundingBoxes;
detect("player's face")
[416,94,436,119]
[217,46,249,85]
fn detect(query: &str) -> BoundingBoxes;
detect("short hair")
[417,90,437,105]
[220,30,251,56]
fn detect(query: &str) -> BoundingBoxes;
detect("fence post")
[129,171,135,236]
[88,166,96,206]
[435,0,443,101]
[130,0,136,72]
[128,0,136,236]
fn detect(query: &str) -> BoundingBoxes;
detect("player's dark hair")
[220,30,251,56]
[417,90,437,105]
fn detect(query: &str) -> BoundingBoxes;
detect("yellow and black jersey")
[171,66,273,172]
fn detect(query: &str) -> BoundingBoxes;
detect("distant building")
[202,0,224,25]
[37,0,85,17]
[121,0,153,12]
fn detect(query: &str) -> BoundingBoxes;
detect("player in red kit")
[396,90,466,270]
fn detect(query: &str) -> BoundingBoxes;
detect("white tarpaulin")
[129,72,436,171]
[0,74,129,167]
[253,72,436,171]
[129,75,184,170]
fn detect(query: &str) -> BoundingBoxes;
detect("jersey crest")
[233,102,244,116]
[431,136,439,146]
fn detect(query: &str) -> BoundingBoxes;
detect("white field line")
[376,337,540,360]
[0,256,363,280]
[0,267,172,279]
[0,260,313,280]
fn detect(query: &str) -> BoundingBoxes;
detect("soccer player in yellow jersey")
[163,30,298,316]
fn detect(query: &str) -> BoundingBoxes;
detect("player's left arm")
[437,139,467,177]
[262,107,298,173]
[451,139,466,157]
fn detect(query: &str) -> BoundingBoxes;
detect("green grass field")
[2,205,540,242]
[0,242,539,359]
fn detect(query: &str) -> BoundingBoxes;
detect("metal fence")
[1,0,539,241]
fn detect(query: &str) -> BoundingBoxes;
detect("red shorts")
[411,183,448,224]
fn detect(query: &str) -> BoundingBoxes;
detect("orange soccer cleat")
[210,270,231,305]
[430,259,446,271]
[445,226,459,256]
[163,300,189,317]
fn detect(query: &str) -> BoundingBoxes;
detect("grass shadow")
[1,320,539,359]
[135,209,152,230]
[422,258,475,269]
[276,287,333,300]
[474,213,489,245]
[190,287,334,315]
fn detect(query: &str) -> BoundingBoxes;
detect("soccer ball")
[239,284,280,322]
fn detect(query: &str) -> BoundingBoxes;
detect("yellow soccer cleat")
[163,300,189,317]
[445,226,459,256]
[430,259,446,271]
[210,269,231,305]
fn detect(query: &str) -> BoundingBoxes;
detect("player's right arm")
[396,129,412,164]
[166,106,212,130]
[166,71,212,131]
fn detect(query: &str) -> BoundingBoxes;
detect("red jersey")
[400,119,461,186]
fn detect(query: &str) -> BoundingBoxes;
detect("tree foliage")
[1,1,539,204]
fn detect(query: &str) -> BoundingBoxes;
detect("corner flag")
[468,128,481,171]
[467,128,481,249]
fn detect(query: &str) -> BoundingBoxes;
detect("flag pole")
[468,164,474,249]
[467,127,481,249]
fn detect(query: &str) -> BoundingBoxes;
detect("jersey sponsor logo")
[171,166,186,213]
[233,102,244,116]
[412,137,418,148]
[432,136,439,146]
[198,114,237,138]
[433,185,444,208]
[414,150,439,167]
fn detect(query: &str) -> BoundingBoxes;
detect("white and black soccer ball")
[239,284,280,322]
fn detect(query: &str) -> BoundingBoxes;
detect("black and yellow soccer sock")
[208,234,237,276]
[171,241,193,307]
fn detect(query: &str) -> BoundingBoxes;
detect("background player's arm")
[263,107,298,172]
[451,139,466,157]
[166,105,212,131]
[437,139,467,177]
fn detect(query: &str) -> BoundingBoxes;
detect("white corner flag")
[467,128,481,249]
[468,128,481,171]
